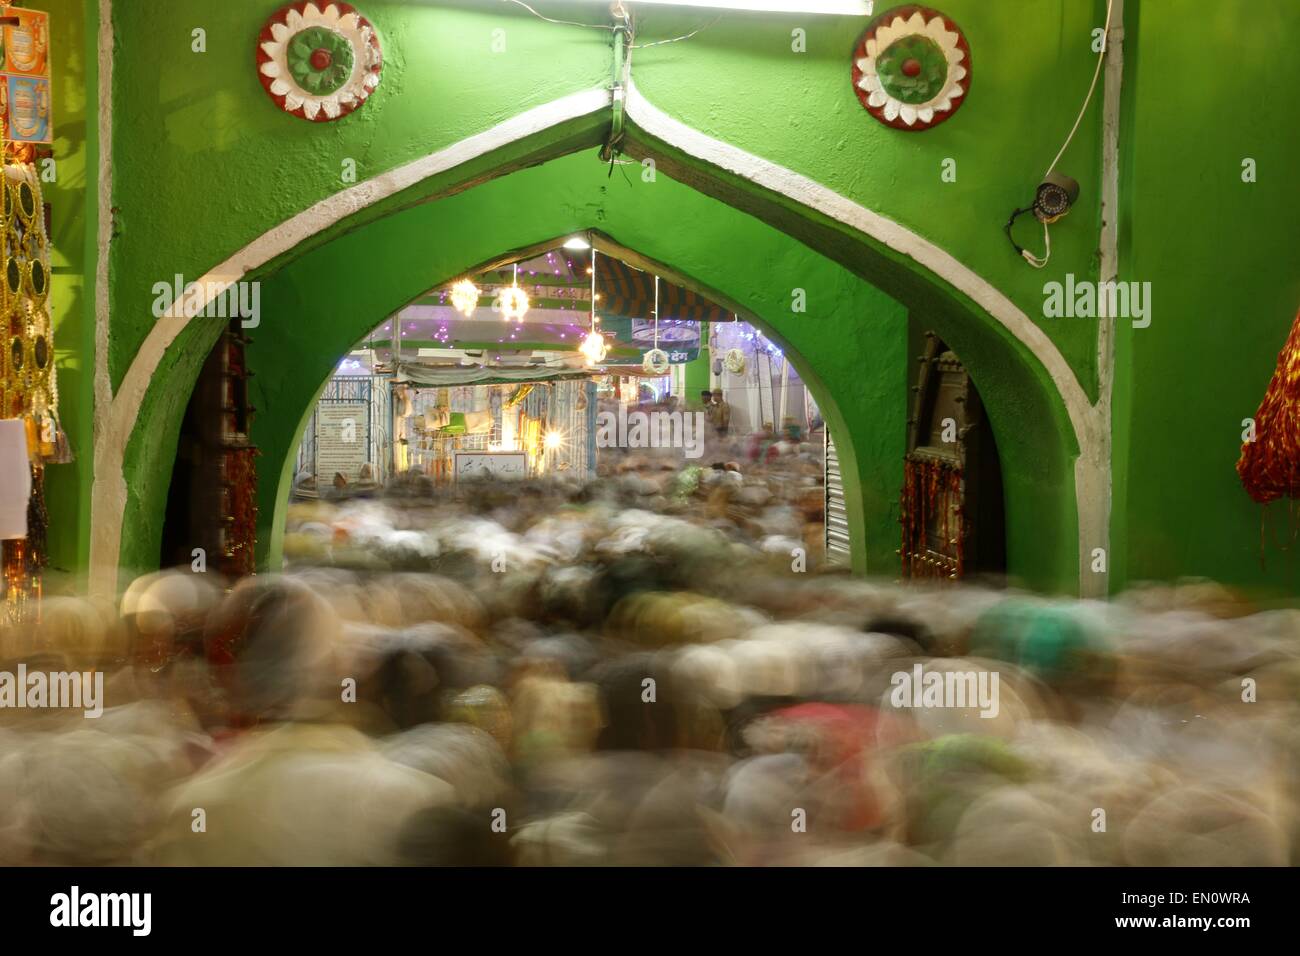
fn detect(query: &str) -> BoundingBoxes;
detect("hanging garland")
[899,456,964,579]
[257,2,383,122]
[642,348,669,375]
[1238,305,1300,505]
[223,446,260,578]
[724,348,747,375]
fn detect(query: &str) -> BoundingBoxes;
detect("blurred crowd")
[1,444,1297,866]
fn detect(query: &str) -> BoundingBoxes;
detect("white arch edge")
[87,87,612,595]
[89,84,1105,596]
[623,82,1105,596]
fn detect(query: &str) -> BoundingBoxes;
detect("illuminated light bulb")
[579,330,609,365]
[563,236,591,251]
[450,279,479,317]
[499,285,530,322]
[544,430,564,450]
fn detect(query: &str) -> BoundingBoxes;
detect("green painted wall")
[1110,0,1300,599]
[64,0,1300,599]
[39,0,96,587]
[156,153,913,581]
[97,0,1085,593]
[103,0,1107,395]
[631,0,1107,399]
[107,0,610,389]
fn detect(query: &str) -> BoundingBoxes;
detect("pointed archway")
[93,91,1086,594]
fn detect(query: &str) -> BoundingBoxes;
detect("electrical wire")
[653,275,660,349]
[1044,0,1114,177]
[1009,0,1115,269]
[502,0,719,49]
[1022,221,1051,269]
[631,14,723,48]
[501,0,615,31]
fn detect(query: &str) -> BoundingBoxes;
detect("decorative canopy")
[595,253,730,323]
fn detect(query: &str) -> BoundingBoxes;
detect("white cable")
[1020,0,1113,271]
[502,0,615,32]
[1045,0,1114,177]
[1023,221,1051,269]
[653,275,660,349]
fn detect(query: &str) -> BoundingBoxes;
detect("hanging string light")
[643,274,669,375]
[580,248,609,365]
[450,278,480,317]
[499,263,530,323]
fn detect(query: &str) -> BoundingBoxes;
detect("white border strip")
[1087,0,1124,598]
[93,3,113,463]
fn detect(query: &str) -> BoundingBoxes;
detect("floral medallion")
[257,2,382,122]
[852,5,970,131]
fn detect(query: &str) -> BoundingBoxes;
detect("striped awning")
[595,252,731,323]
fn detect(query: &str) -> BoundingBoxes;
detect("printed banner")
[600,315,701,366]
[0,7,51,145]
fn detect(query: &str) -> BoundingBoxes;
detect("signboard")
[0,7,51,145]
[453,451,527,482]
[315,402,370,485]
[601,316,701,366]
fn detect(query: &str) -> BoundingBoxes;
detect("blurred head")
[203,576,341,723]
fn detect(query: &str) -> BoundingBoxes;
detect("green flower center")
[288,27,354,96]
[876,34,949,105]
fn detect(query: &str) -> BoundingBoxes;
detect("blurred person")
[707,389,731,440]
[149,577,455,865]
[396,803,513,866]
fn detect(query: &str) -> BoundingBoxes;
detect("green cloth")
[971,599,1113,681]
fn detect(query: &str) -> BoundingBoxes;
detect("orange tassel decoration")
[1238,306,1300,503]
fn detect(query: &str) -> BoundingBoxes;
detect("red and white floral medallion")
[256,2,382,122]
[852,5,971,131]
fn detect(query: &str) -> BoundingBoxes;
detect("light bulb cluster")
[449,279,479,317]
[579,329,609,365]
[498,285,530,323]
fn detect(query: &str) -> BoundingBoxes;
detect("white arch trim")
[88,87,611,595]
[622,82,1107,595]
[90,85,1106,596]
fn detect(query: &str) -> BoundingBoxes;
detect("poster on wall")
[315,403,370,486]
[0,6,52,145]
[454,451,527,482]
[601,316,701,366]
